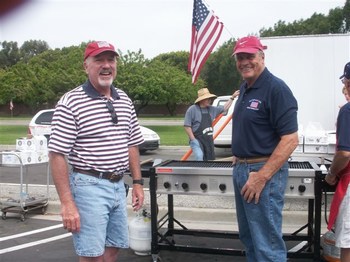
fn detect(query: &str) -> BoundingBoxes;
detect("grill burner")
[289,161,313,169]
[154,160,319,198]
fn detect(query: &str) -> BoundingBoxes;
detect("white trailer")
[262,34,350,131]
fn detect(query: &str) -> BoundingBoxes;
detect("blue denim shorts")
[69,172,128,257]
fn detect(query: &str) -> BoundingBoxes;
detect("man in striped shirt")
[48,41,145,262]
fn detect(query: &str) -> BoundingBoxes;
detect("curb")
[0,183,329,232]
[44,200,328,233]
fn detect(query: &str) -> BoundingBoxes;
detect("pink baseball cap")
[84,41,119,60]
[233,36,267,55]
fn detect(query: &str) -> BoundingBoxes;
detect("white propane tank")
[129,209,151,256]
[321,230,340,262]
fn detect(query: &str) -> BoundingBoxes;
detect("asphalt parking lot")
[0,210,328,262]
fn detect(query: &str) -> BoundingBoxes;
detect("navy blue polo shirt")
[337,103,350,152]
[231,68,298,157]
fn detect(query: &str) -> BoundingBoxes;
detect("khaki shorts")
[335,184,350,248]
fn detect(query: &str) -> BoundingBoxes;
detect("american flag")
[188,0,223,84]
[250,101,259,109]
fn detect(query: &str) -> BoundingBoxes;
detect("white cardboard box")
[2,151,35,165]
[328,144,336,154]
[304,144,328,154]
[1,150,48,165]
[298,134,304,144]
[15,136,47,152]
[304,135,328,144]
[33,135,47,151]
[36,150,49,163]
[16,138,36,151]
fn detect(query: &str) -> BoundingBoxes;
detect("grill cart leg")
[152,254,161,261]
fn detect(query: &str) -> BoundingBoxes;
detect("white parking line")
[0,224,63,242]
[0,233,71,254]
[288,241,308,252]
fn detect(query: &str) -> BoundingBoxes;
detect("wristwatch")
[133,179,144,185]
[230,96,235,100]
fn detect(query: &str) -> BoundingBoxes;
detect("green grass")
[145,126,187,146]
[0,125,188,146]
[0,126,28,144]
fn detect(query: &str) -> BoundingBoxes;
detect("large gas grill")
[155,160,319,198]
[149,160,325,262]
[155,160,234,196]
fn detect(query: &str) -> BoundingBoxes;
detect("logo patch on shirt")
[247,99,261,111]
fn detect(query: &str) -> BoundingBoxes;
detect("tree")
[0,41,21,68]
[260,2,350,36]
[0,40,50,69]
[117,50,203,115]
[116,49,152,112]
[146,59,200,115]
[344,0,350,32]
[0,45,85,111]
[20,40,50,62]
[200,39,241,95]
[153,51,189,73]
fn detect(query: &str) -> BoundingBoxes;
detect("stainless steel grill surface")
[155,160,320,198]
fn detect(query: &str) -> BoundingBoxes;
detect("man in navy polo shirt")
[231,36,299,261]
[326,62,350,262]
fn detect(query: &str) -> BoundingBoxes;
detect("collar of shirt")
[243,67,270,93]
[82,80,120,100]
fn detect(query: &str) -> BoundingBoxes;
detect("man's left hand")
[325,173,338,186]
[241,171,267,204]
[132,184,144,211]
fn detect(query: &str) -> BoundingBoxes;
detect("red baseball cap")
[233,36,267,55]
[84,41,119,60]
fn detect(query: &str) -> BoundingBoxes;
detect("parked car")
[28,109,160,154]
[212,96,236,148]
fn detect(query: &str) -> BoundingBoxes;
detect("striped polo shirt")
[48,81,144,174]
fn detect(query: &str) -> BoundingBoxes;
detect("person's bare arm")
[241,131,299,204]
[49,151,80,232]
[184,126,195,141]
[326,150,350,185]
[128,145,144,211]
[223,90,240,112]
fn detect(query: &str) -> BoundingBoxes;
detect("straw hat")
[195,88,217,104]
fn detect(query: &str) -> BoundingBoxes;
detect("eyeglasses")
[106,100,118,124]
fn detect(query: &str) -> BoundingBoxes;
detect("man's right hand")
[61,200,81,233]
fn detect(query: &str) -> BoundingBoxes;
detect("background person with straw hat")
[184,87,239,161]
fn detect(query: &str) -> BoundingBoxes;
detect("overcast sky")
[0,0,345,58]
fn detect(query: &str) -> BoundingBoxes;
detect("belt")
[72,168,123,183]
[235,156,270,164]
